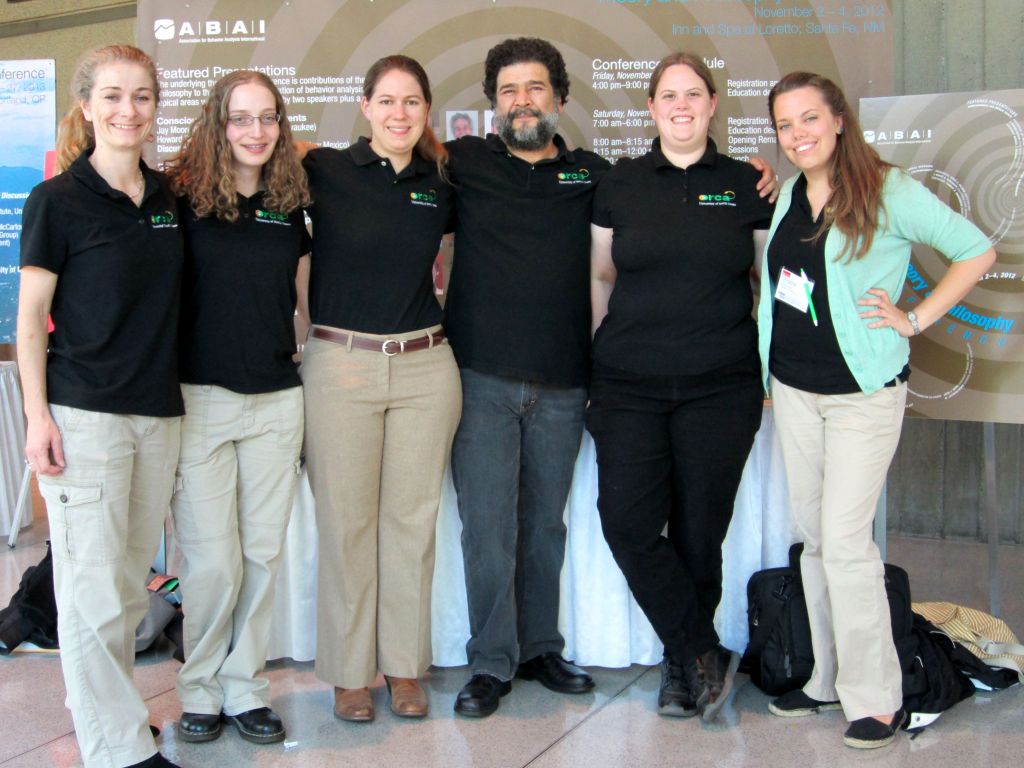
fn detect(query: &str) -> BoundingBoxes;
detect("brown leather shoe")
[385,676,428,718]
[333,686,374,722]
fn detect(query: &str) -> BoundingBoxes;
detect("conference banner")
[0,59,55,345]
[861,90,1024,424]
[136,0,892,302]
[137,1,893,163]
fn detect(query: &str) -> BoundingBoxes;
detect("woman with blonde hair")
[761,71,995,748]
[301,54,460,721]
[164,70,311,746]
[17,44,184,768]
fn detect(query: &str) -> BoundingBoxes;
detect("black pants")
[586,357,763,665]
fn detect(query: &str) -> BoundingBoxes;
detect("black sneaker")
[697,645,739,722]
[657,656,704,718]
[843,710,905,749]
[768,689,843,717]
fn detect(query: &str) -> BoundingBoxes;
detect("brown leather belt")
[311,326,445,356]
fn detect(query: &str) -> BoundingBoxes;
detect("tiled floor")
[2,517,1022,768]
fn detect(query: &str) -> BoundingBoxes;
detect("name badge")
[774,267,819,326]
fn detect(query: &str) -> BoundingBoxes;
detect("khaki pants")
[38,405,180,768]
[171,384,303,716]
[301,326,461,688]
[771,377,905,720]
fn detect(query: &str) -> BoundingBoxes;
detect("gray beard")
[495,107,560,151]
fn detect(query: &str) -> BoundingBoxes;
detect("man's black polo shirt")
[179,192,310,394]
[303,138,452,334]
[444,134,611,388]
[591,138,772,376]
[19,152,185,417]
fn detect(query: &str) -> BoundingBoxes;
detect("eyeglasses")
[227,113,281,127]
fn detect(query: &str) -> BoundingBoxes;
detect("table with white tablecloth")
[1,361,31,538]
[268,407,797,666]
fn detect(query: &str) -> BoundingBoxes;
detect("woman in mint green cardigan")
[757,72,995,750]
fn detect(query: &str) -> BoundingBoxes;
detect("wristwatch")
[906,311,921,336]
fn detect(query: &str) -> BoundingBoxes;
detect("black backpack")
[739,543,813,695]
[742,543,983,732]
[0,541,58,654]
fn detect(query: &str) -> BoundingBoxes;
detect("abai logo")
[153,19,175,41]
[153,18,267,42]
[863,128,933,145]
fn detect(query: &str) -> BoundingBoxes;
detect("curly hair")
[769,72,893,262]
[55,44,159,173]
[483,37,570,107]
[363,55,447,176]
[166,70,311,221]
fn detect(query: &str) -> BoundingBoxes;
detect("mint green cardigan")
[757,168,992,395]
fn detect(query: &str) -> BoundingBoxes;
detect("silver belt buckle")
[382,339,404,356]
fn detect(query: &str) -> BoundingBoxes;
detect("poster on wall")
[137,0,893,164]
[137,0,893,299]
[861,90,1024,425]
[0,59,55,345]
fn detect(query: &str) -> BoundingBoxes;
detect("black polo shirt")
[303,138,451,334]
[444,134,611,388]
[19,152,184,417]
[178,192,310,394]
[766,174,861,394]
[591,138,772,376]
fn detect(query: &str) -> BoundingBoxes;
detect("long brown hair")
[768,72,893,261]
[55,44,159,173]
[363,55,447,177]
[165,71,311,221]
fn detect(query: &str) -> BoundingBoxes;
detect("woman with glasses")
[164,70,311,746]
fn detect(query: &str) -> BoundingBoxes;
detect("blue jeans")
[451,368,587,681]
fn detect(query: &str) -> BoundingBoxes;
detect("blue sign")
[0,59,55,344]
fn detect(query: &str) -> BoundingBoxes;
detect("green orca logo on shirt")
[255,208,289,223]
[557,168,591,184]
[150,210,177,227]
[410,190,438,207]
[697,190,737,206]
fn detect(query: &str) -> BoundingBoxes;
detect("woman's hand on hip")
[859,288,915,338]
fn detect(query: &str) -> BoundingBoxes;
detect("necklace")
[124,171,145,202]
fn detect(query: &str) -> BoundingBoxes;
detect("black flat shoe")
[223,707,286,744]
[124,753,181,768]
[517,652,595,694]
[843,710,905,749]
[176,711,222,743]
[454,674,512,718]
[768,689,843,717]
